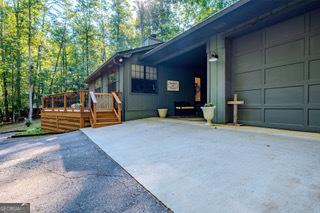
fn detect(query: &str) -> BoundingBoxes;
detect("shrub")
[24,118,32,127]
[203,103,214,107]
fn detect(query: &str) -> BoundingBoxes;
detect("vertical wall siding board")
[304,13,310,128]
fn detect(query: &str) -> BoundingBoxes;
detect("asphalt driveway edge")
[80,130,173,213]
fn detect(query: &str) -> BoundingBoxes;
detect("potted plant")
[158,108,168,118]
[201,103,216,125]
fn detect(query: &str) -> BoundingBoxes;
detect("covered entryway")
[157,44,207,117]
[230,10,320,131]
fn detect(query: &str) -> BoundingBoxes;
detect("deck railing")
[89,91,122,126]
[42,90,122,129]
[42,90,89,112]
[112,92,122,122]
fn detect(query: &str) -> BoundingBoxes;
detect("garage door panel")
[265,86,304,105]
[266,39,305,64]
[238,108,262,123]
[309,109,320,127]
[309,60,320,80]
[309,84,320,104]
[231,10,320,131]
[266,15,305,46]
[265,109,304,126]
[232,31,262,55]
[233,70,262,91]
[232,51,262,73]
[265,63,304,85]
[237,90,261,105]
[309,34,320,56]
[310,8,320,32]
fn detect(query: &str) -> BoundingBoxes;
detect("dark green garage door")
[231,9,320,132]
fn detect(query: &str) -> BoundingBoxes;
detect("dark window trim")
[131,64,158,94]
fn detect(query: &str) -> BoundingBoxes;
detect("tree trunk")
[100,0,107,62]
[0,7,9,122]
[11,61,15,122]
[49,44,62,94]
[138,1,145,46]
[36,45,41,109]
[85,25,89,76]
[14,0,22,120]
[36,8,46,108]
[49,25,66,94]
[28,0,33,121]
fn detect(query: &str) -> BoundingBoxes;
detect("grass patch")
[0,121,27,132]
[15,120,45,136]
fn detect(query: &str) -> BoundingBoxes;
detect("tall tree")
[27,0,34,121]
[13,0,22,120]
[0,0,9,121]
[108,0,131,51]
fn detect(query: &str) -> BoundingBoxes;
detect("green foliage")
[17,121,44,136]
[204,103,214,107]
[0,0,236,122]
[24,118,32,127]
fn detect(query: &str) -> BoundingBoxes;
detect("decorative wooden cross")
[227,94,244,125]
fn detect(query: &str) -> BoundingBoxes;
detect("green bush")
[24,118,32,127]
[203,103,214,107]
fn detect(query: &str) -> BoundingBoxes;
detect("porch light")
[208,53,219,62]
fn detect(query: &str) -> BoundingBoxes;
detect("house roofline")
[140,0,249,60]
[84,43,162,84]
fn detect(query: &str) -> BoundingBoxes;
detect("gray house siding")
[123,53,159,120]
[157,65,195,116]
[88,68,120,93]
[123,53,195,120]
[229,9,320,131]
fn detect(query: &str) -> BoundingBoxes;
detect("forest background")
[0,0,236,122]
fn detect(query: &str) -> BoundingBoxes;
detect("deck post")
[118,103,121,122]
[64,94,67,112]
[41,96,45,111]
[51,96,54,111]
[111,94,114,110]
[93,103,97,125]
[80,117,85,128]
[80,91,85,113]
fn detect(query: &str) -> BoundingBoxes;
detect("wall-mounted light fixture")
[208,52,219,62]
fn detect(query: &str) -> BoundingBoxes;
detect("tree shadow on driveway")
[0,131,171,213]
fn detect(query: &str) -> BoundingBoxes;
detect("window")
[95,78,102,93]
[131,64,157,93]
[108,72,118,92]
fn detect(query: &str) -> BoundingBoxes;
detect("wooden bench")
[174,101,195,116]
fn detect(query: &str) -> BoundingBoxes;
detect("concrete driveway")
[0,131,170,213]
[82,118,320,213]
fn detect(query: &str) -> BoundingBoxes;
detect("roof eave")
[141,0,250,60]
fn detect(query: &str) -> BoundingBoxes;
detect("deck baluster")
[51,96,54,111]
[64,94,67,112]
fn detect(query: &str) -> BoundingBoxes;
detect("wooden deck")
[41,91,122,132]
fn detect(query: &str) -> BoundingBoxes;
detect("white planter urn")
[158,108,168,118]
[201,106,216,125]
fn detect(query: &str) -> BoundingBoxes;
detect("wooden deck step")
[92,121,121,128]
[96,118,119,122]
[90,109,121,128]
